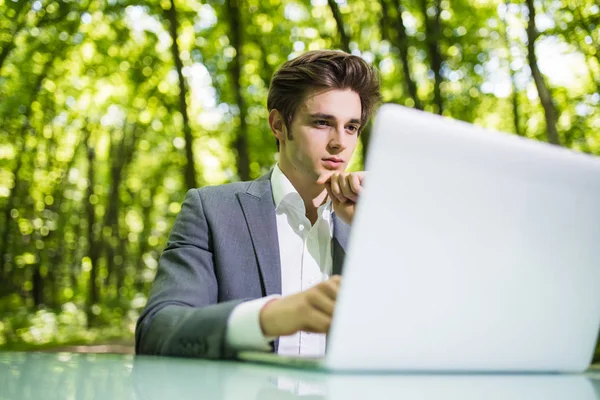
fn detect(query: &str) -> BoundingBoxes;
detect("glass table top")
[1,352,599,400]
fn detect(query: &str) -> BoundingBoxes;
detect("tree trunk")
[70,210,83,290]
[502,0,522,136]
[420,0,444,114]
[226,0,251,181]
[0,149,22,282]
[509,68,522,136]
[387,0,423,110]
[255,39,275,88]
[85,137,100,326]
[104,135,124,288]
[0,63,51,280]
[327,0,351,53]
[166,0,198,189]
[104,123,140,295]
[326,0,375,164]
[136,163,168,291]
[46,266,57,309]
[116,235,127,298]
[525,0,560,146]
[46,132,84,307]
[31,264,44,307]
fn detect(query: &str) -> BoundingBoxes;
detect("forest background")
[0,0,599,357]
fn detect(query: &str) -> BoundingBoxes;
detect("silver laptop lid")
[326,104,600,372]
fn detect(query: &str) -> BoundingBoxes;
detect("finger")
[324,182,338,205]
[339,174,357,202]
[304,309,332,333]
[356,171,366,183]
[329,173,345,203]
[307,289,336,316]
[317,279,339,300]
[348,173,362,196]
[316,171,333,185]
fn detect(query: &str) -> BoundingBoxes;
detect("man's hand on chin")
[317,171,365,225]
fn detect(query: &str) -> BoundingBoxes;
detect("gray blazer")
[135,171,350,359]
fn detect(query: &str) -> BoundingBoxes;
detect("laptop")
[238,104,600,372]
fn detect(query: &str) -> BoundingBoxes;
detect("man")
[136,50,381,359]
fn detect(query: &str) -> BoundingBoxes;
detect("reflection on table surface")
[1,352,599,400]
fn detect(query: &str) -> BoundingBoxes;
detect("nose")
[327,124,347,153]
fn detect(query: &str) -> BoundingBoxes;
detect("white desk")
[0,352,598,400]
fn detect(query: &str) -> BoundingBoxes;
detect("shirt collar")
[271,163,300,210]
[271,164,332,216]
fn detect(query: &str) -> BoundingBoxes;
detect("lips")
[322,158,344,169]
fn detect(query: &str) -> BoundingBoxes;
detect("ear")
[268,109,287,143]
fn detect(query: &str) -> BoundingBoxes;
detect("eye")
[314,120,330,127]
[346,125,360,134]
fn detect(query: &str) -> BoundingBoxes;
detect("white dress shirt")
[226,164,333,355]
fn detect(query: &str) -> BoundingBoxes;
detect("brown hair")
[267,50,381,149]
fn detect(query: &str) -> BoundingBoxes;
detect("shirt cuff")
[226,295,281,352]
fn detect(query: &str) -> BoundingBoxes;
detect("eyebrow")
[308,113,361,125]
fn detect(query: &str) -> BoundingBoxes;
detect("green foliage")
[0,300,137,349]
[0,0,599,351]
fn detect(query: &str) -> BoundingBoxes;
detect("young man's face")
[276,88,362,184]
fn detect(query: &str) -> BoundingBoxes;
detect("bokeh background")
[0,0,599,353]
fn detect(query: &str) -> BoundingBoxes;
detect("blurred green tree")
[0,0,598,353]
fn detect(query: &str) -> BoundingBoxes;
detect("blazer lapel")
[237,173,282,297]
[332,213,350,276]
[236,172,351,287]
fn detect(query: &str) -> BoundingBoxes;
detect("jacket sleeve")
[135,188,244,359]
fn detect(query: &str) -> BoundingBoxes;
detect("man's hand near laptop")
[260,275,341,337]
[259,171,365,337]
